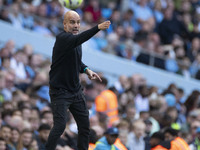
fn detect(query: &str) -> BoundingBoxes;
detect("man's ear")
[63,22,67,31]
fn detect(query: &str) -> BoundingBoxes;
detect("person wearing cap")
[94,127,119,150]
[189,127,200,150]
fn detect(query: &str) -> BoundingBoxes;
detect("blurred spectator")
[177,57,191,79]
[0,125,15,150]
[103,32,120,55]
[106,9,121,34]
[134,0,155,32]
[127,119,146,150]
[37,3,47,18]
[190,127,200,150]
[114,136,127,150]
[164,45,179,73]
[21,107,31,121]
[0,137,6,150]
[88,128,97,150]
[33,19,53,36]
[158,6,187,44]
[149,131,170,150]
[134,85,150,113]
[196,69,200,80]
[20,3,34,29]
[4,40,16,56]
[190,53,200,77]
[0,8,11,23]
[41,110,53,128]
[187,37,200,63]
[91,124,104,140]
[85,95,96,118]
[184,90,200,113]
[164,127,190,150]
[118,93,130,116]
[10,50,26,79]
[36,124,51,149]
[114,75,129,94]
[124,103,137,125]
[95,78,119,127]
[153,0,164,25]
[10,128,20,149]
[0,71,12,102]
[29,139,39,150]
[116,119,129,145]
[8,3,23,29]
[95,127,119,150]
[17,129,33,150]
[122,9,139,35]
[84,0,101,23]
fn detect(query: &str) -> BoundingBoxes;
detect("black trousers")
[45,88,90,150]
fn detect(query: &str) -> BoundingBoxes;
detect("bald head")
[63,11,80,34]
[64,11,80,22]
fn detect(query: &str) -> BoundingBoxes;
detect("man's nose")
[74,23,79,27]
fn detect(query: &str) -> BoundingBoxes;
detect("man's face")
[149,138,160,148]
[164,132,174,141]
[106,134,118,145]
[22,132,32,147]
[1,127,11,142]
[43,113,53,127]
[0,140,6,150]
[64,14,80,35]
[134,125,145,139]
[11,129,20,143]
[39,130,50,142]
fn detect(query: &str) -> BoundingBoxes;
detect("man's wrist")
[84,67,89,73]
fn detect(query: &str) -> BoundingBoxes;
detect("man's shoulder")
[56,31,71,38]
[160,141,171,149]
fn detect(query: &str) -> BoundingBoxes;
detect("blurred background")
[0,0,200,150]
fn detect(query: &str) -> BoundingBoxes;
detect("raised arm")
[62,21,111,48]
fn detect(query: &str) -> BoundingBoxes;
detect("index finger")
[105,20,111,24]
[94,74,102,82]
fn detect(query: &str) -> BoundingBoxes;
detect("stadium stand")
[0,0,200,150]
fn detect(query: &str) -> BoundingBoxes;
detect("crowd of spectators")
[1,0,200,80]
[0,39,199,149]
[0,0,200,150]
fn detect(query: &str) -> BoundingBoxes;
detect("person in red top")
[84,0,102,23]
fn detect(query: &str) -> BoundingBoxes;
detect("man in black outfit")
[45,10,111,150]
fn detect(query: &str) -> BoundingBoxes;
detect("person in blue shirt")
[95,127,119,150]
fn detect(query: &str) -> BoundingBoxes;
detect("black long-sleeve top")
[49,25,100,93]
